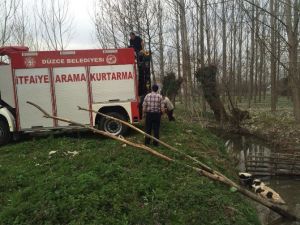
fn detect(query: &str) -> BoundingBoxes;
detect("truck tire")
[99,112,129,136]
[0,119,11,146]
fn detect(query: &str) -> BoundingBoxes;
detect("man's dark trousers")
[167,109,175,121]
[145,112,161,146]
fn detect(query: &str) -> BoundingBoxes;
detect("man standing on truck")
[143,84,164,146]
[129,32,144,55]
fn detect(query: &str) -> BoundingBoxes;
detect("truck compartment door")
[15,68,53,129]
[90,64,136,103]
[53,67,90,126]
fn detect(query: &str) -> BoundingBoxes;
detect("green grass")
[236,96,293,113]
[0,116,260,225]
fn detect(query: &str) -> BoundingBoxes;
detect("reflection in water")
[224,136,300,225]
[225,136,272,174]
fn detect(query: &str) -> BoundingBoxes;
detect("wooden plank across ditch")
[246,152,300,176]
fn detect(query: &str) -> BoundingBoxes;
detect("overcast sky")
[67,0,96,49]
[23,0,96,50]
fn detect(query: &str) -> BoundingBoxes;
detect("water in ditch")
[219,133,300,225]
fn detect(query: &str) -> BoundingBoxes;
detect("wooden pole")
[27,101,172,162]
[27,101,299,221]
[78,106,214,174]
[77,107,299,221]
[77,106,242,185]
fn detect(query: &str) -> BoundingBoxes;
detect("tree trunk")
[222,0,227,98]
[158,0,164,83]
[213,5,218,63]
[200,0,206,112]
[237,10,243,100]
[175,4,182,103]
[248,2,255,108]
[285,0,300,122]
[231,2,237,101]
[270,0,277,111]
[254,3,259,103]
[205,0,211,64]
[245,34,249,98]
[179,0,193,109]
[195,66,229,123]
[258,16,266,103]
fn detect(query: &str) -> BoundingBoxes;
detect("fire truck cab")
[0,46,146,145]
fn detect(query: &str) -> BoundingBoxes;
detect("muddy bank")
[204,108,300,153]
[242,109,300,153]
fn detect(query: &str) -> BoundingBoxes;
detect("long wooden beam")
[27,101,299,222]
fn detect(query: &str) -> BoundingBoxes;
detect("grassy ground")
[0,113,260,225]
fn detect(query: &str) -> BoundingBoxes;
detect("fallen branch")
[27,101,299,222]
[77,106,300,221]
[77,106,214,174]
[77,106,254,190]
[27,101,172,162]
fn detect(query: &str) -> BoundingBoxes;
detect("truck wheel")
[99,112,129,136]
[0,119,11,146]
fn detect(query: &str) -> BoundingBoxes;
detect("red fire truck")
[0,46,147,145]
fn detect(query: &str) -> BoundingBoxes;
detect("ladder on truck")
[137,51,152,117]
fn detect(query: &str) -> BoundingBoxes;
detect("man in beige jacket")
[162,95,175,121]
